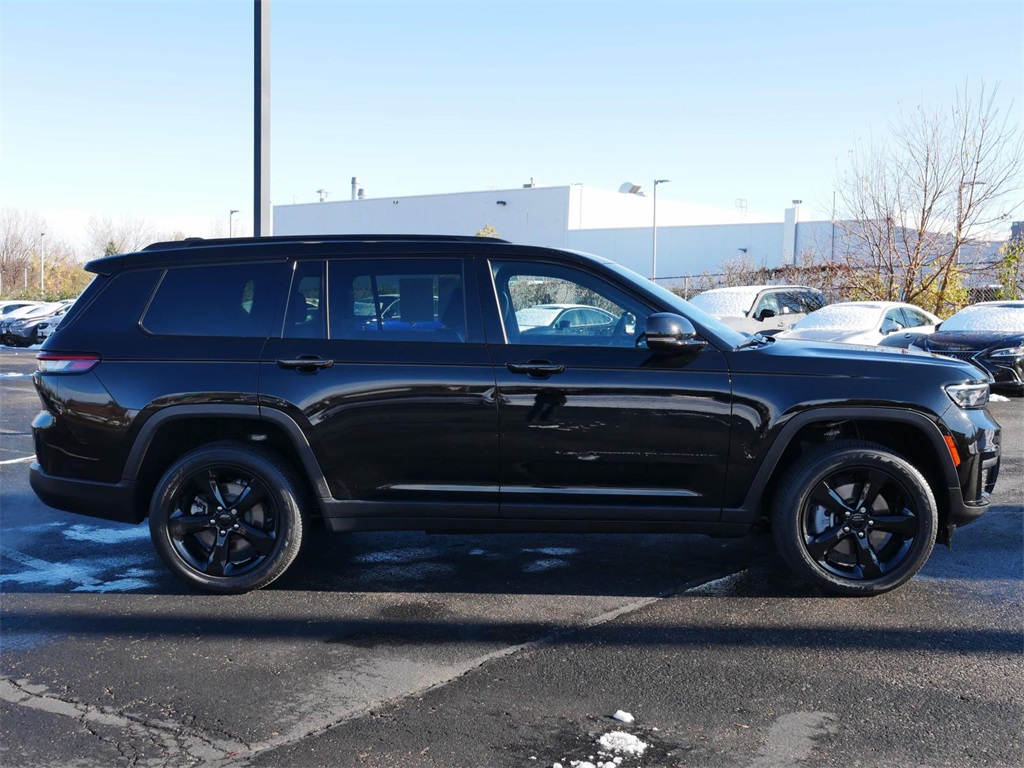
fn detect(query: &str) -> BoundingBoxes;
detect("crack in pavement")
[0,677,248,767]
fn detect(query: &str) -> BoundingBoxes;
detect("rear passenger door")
[259,256,500,521]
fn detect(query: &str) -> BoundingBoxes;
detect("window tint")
[284,261,324,339]
[328,259,466,342]
[491,261,649,347]
[143,263,283,338]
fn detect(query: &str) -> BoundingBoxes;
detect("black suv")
[30,235,1001,596]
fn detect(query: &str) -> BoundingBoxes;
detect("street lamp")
[39,232,45,295]
[229,209,240,238]
[652,179,670,279]
[954,181,985,266]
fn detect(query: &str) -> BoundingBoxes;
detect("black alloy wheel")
[772,440,937,596]
[149,442,305,593]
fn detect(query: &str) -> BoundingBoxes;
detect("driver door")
[483,259,733,522]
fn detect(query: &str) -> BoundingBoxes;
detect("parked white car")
[0,300,42,317]
[777,301,939,345]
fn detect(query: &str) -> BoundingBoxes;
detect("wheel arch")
[728,407,959,530]
[125,405,331,520]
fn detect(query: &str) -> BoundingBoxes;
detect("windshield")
[792,305,881,331]
[941,304,1024,333]
[688,288,759,318]
[605,263,748,348]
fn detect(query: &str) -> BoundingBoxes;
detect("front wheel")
[149,442,305,593]
[772,440,937,596]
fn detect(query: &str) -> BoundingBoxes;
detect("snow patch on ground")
[990,393,1010,402]
[72,576,155,593]
[0,371,28,378]
[612,710,634,723]
[597,731,648,756]
[354,547,438,564]
[523,547,580,556]
[62,524,150,545]
[523,558,570,573]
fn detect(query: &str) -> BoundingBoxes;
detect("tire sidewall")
[149,443,303,593]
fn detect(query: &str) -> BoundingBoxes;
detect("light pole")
[651,179,670,279]
[39,232,45,295]
[229,209,239,238]
[954,181,984,266]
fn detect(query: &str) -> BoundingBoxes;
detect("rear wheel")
[772,440,937,596]
[149,442,305,593]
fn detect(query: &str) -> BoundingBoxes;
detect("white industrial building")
[273,183,829,279]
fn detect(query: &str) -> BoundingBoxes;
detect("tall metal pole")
[254,0,271,236]
[229,209,239,238]
[39,232,45,294]
[652,179,670,280]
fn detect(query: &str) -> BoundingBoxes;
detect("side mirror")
[644,313,707,354]
[756,308,777,321]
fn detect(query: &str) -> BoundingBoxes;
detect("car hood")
[920,330,1023,352]
[734,337,985,381]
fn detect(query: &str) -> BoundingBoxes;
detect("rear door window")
[328,259,466,342]
[142,262,285,337]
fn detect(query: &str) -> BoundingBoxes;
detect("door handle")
[506,361,565,377]
[276,356,335,371]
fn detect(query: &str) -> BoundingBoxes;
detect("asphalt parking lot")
[1,346,1021,768]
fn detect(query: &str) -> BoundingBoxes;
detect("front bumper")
[942,403,1000,528]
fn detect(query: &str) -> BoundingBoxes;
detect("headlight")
[944,382,990,409]
[987,344,1024,358]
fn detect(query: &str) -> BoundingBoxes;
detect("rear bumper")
[29,462,143,524]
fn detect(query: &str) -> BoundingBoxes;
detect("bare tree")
[832,82,1022,315]
[0,208,46,296]
[84,214,156,258]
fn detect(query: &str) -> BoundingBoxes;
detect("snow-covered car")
[777,301,939,346]
[688,285,827,336]
[910,300,1024,394]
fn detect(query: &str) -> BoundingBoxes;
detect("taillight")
[36,352,100,373]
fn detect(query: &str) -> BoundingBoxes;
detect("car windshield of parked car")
[792,304,881,331]
[515,305,568,330]
[604,263,748,348]
[940,304,1024,333]
[15,303,61,320]
[688,288,759,317]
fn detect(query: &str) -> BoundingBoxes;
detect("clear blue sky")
[1,0,1021,240]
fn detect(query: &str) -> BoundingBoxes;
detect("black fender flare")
[723,406,958,524]
[123,404,333,501]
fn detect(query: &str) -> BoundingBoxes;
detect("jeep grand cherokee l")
[30,235,1001,596]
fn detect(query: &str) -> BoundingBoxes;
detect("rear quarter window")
[142,262,286,338]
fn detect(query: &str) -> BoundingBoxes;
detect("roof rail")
[142,234,511,251]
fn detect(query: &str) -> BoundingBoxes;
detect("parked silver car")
[688,285,827,336]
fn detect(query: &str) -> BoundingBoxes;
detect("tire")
[771,440,937,597]
[149,441,305,593]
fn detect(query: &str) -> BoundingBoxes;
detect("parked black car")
[30,236,1001,596]
[909,301,1024,394]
